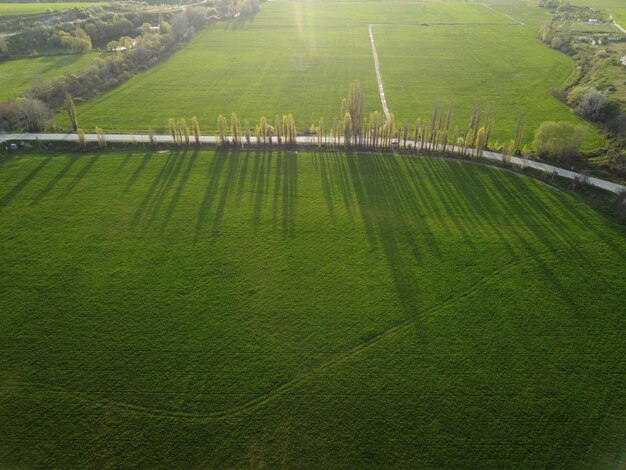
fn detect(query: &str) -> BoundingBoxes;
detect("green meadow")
[0,149,624,468]
[0,52,105,101]
[0,2,104,17]
[70,1,594,145]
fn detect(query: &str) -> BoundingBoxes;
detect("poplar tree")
[244,120,251,145]
[475,127,487,157]
[65,93,78,132]
[275,115,282,146]
[343,113,352,149]
[231,112,240,145]
[342,81,364,145]
[169,118,177,143]
[95,127,106,149]
[260,116,268,144]
[192,116,200,145]
[77,128,86,149]
[217,114,228,146]
[513,114,525,155]
[179,118,190,146]
[318,118,324,147]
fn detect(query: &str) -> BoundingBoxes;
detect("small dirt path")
[368,24,391,122]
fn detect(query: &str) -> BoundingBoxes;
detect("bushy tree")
[577,88,609,122]
[533,121,587,160]
[16,98,51,131]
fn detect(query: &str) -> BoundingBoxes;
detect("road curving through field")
[2,132,625,194]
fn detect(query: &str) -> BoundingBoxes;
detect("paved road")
[1,132,625,194]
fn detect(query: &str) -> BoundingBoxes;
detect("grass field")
[69,0,595,146]
[0,149,624,468]
[0,2,104,17]
[0,52,105,101]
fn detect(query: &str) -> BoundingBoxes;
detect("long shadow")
[317,153,335,223]
[145,150,188,227]
[161,149,199,230]
[344,151,437,324]
[431,158,519,257]
[272,151,284,227]
[114,152,133,176]
[282,151,298,238]
[539,179,626,260]
[212,150,242,236]
[235,151,251,208]
[131,152,181,228]
[0,156,51,209]
[251,150,273,230]
[328,152,355,223]
[31,156,77,205]
[63,154,101,195]
[124,152,153,194]
[194,149,230,241]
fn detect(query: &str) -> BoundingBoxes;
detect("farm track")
[12,235,619,422]
[368,24,390,121]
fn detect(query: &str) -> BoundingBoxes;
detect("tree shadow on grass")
[0,156,50,209]
[31,156,78,205]
[161,149,200,231]
[343,151,434,320]
[113,152,134,177]
[194,148,230,241]
[250,149,273,230]
[124,152,153,194]
[63,154,101,196]
[145,150,188,227]
[132,150,186,229]
[280,151,298,238]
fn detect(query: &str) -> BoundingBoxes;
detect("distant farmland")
[70,1,595,145]
[0,149,625,468]
[0,52,106,101]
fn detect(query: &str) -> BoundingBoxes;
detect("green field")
[0,52,105,101]
[0,2,104,17]
[70,1,595,145]
[1,149,624,468]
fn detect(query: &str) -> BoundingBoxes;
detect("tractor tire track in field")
[14,236,618,422]
[369,24,391,122]
[476,3,525,26]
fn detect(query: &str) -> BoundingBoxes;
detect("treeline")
[155,82,591,166]
[157,82,526,160]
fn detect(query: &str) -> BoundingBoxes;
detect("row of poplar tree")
[66,81,525,157]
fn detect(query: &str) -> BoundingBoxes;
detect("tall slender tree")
[179,118,190,146]
[192,116,200,145]
[231,112,240,145]
[65,93,78,132]
[217,114,228,146]
[168,118,177,143]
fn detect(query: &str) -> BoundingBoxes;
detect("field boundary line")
[368,24,391,122]
[12,236,619,422]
